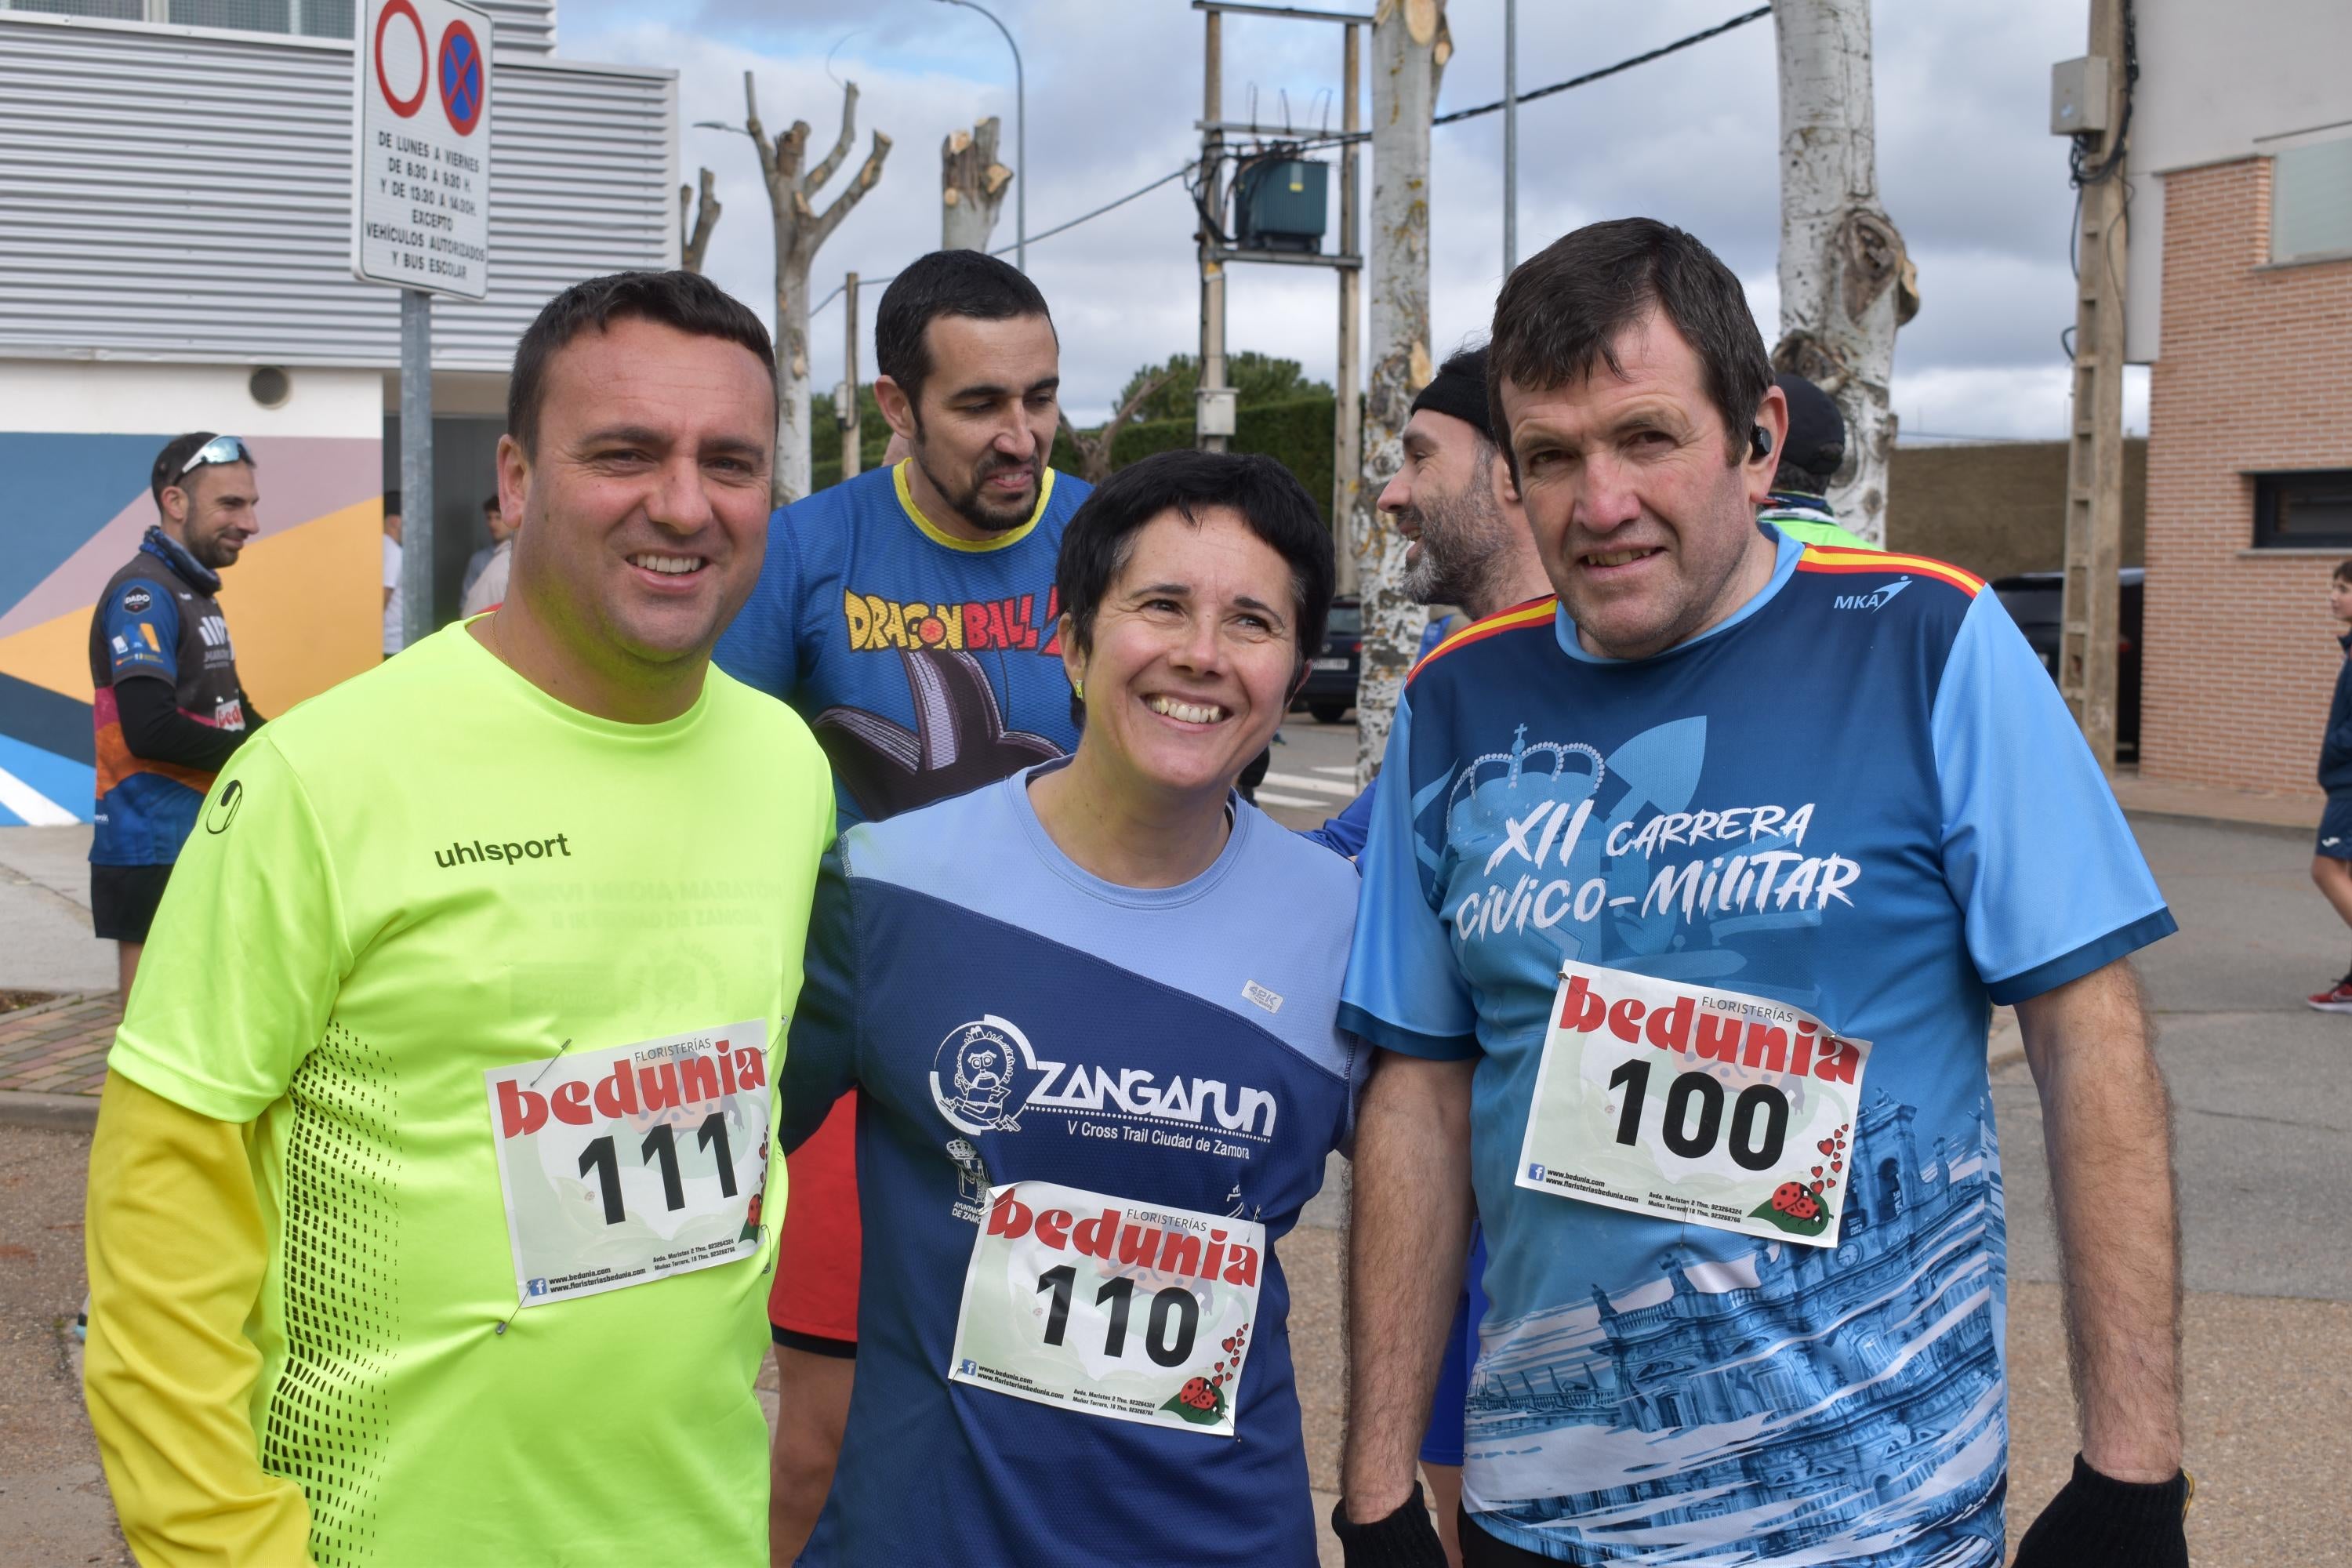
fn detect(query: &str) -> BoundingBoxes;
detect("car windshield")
[1326,605,1362,638]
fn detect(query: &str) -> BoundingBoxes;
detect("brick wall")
[2141,157,2352,800]
[1887,440,2145,582]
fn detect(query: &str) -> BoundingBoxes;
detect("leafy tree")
[1116,352,1333,425]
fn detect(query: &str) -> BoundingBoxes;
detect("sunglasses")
[176,434,253,480]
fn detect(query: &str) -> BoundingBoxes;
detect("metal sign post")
[353,0,493,651]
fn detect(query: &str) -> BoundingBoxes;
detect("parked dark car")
[1296,594,1359,724]
[1989,568,2143,759]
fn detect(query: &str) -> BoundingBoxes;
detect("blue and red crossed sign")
[438,19,485,136]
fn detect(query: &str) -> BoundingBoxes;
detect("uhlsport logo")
[1833,576,1911,611]
[927,1013,1283,1142]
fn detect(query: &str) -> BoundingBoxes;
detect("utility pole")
[399,289,433,651]
[1196,9,1233,453]
[1772,0,1916,547]
[840,272,863,481]
[2056,0,2132,769]
[1354,0,1449,786]
[1503,0,1518,273]
[1334,20,1363,593]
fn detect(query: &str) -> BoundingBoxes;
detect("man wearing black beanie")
[1757,372,1874,550]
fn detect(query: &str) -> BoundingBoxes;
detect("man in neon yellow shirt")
[81,270,834,1566]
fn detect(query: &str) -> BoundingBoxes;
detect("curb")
[2120,806,2309,843]
[0,1088,99,1130]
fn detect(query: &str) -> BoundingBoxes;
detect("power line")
[805,6,1771,318]
[1434,5,1772,126]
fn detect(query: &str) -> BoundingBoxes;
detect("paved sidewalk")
[0,993,116,1101]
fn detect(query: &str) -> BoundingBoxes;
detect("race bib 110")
[1515,962,1869,1248]
[949,1181,1264,1438]
[484,1022,771,1307]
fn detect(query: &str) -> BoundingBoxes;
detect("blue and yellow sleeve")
[100,577,181,684]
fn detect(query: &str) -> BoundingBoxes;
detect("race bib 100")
[1516,962,1870,1248]
[950,1181,1264,1438]
[484,1022,771,1307]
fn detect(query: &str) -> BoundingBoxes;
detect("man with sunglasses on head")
[87,432,264,998]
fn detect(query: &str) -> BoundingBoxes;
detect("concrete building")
[2125,1,2352,801]
[0,0,678,822]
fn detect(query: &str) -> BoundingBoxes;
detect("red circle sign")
[375,0,428,118]
[438,19,485,137]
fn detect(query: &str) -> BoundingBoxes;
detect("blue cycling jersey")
[1341,529,2173,1564]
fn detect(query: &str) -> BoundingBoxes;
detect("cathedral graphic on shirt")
[1464,1088,2009,1566]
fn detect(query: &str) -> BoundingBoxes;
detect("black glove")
[1329,1485,1447,1568]
[2013,1453,2190,1568]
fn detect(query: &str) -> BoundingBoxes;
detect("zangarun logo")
[1833,577,1911,611]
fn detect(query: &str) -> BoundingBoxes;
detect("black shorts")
[90,862,174,943]
[2320,795,2352,861]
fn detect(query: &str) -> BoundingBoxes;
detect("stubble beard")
[1400,483,1513,614]
[913,426,1040,536]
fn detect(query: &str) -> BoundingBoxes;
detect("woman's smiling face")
[1063,504,1302,804]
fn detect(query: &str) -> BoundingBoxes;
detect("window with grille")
[2252,470,2352,550]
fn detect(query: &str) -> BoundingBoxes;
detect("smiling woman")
[768,447,1366,1566]
[1032,448,1335,887]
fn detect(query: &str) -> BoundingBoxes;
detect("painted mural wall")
[0,365,382,825]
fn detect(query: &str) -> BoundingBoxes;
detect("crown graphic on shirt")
[1446,724,1606,845]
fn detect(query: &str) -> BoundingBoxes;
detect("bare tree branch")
[1058,371,1169,485]
[804,81,860,196]
[811,132,893,252]
[742,72,779,186]
[679,167,721,274]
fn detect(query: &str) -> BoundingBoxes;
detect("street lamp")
[935,0,1026,272]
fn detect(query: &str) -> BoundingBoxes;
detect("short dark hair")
[384,490,402,516]
[483,495,501,514]
[1056,450,1335,698]
[1487,218,1773,477]
[2336,558,2352,586]
[151,432,221,513]
[507,270,775,456]
[875,249,1054,412]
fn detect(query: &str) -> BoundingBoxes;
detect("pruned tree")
[1353,0,1450,786]
[739,73,893,506]
[942,117,1014,252]
[1773,0,1918,546]
[1057,371,1171,485]
[678,168,721,274]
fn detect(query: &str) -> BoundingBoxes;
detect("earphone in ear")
[1750,426,1774,461]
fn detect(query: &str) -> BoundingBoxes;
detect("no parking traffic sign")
[353,0,492,299]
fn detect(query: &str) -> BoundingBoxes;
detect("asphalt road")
[3,789,2347,1563]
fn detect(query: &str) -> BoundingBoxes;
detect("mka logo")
[928,1014,1279,1142]
[1833,576,1911,611]
[844,588,1062,654]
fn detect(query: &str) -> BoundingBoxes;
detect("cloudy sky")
[562,0,2146,437]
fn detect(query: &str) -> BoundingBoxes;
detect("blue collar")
[141,525,220,595]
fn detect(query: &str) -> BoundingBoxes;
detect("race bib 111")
[484,1022,771,1307]
[950,1181,1264,1438]
[1515,962,1869,1248]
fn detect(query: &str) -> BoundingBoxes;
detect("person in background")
[87,433,265,1000]
[2306,558,2352,1011]
[461,493,516,604]
[383,490,405,658]
[461,493,517,618]
[712,248,1092,1563]
[1754,371,1873,550]
[1312,347,1551,862]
